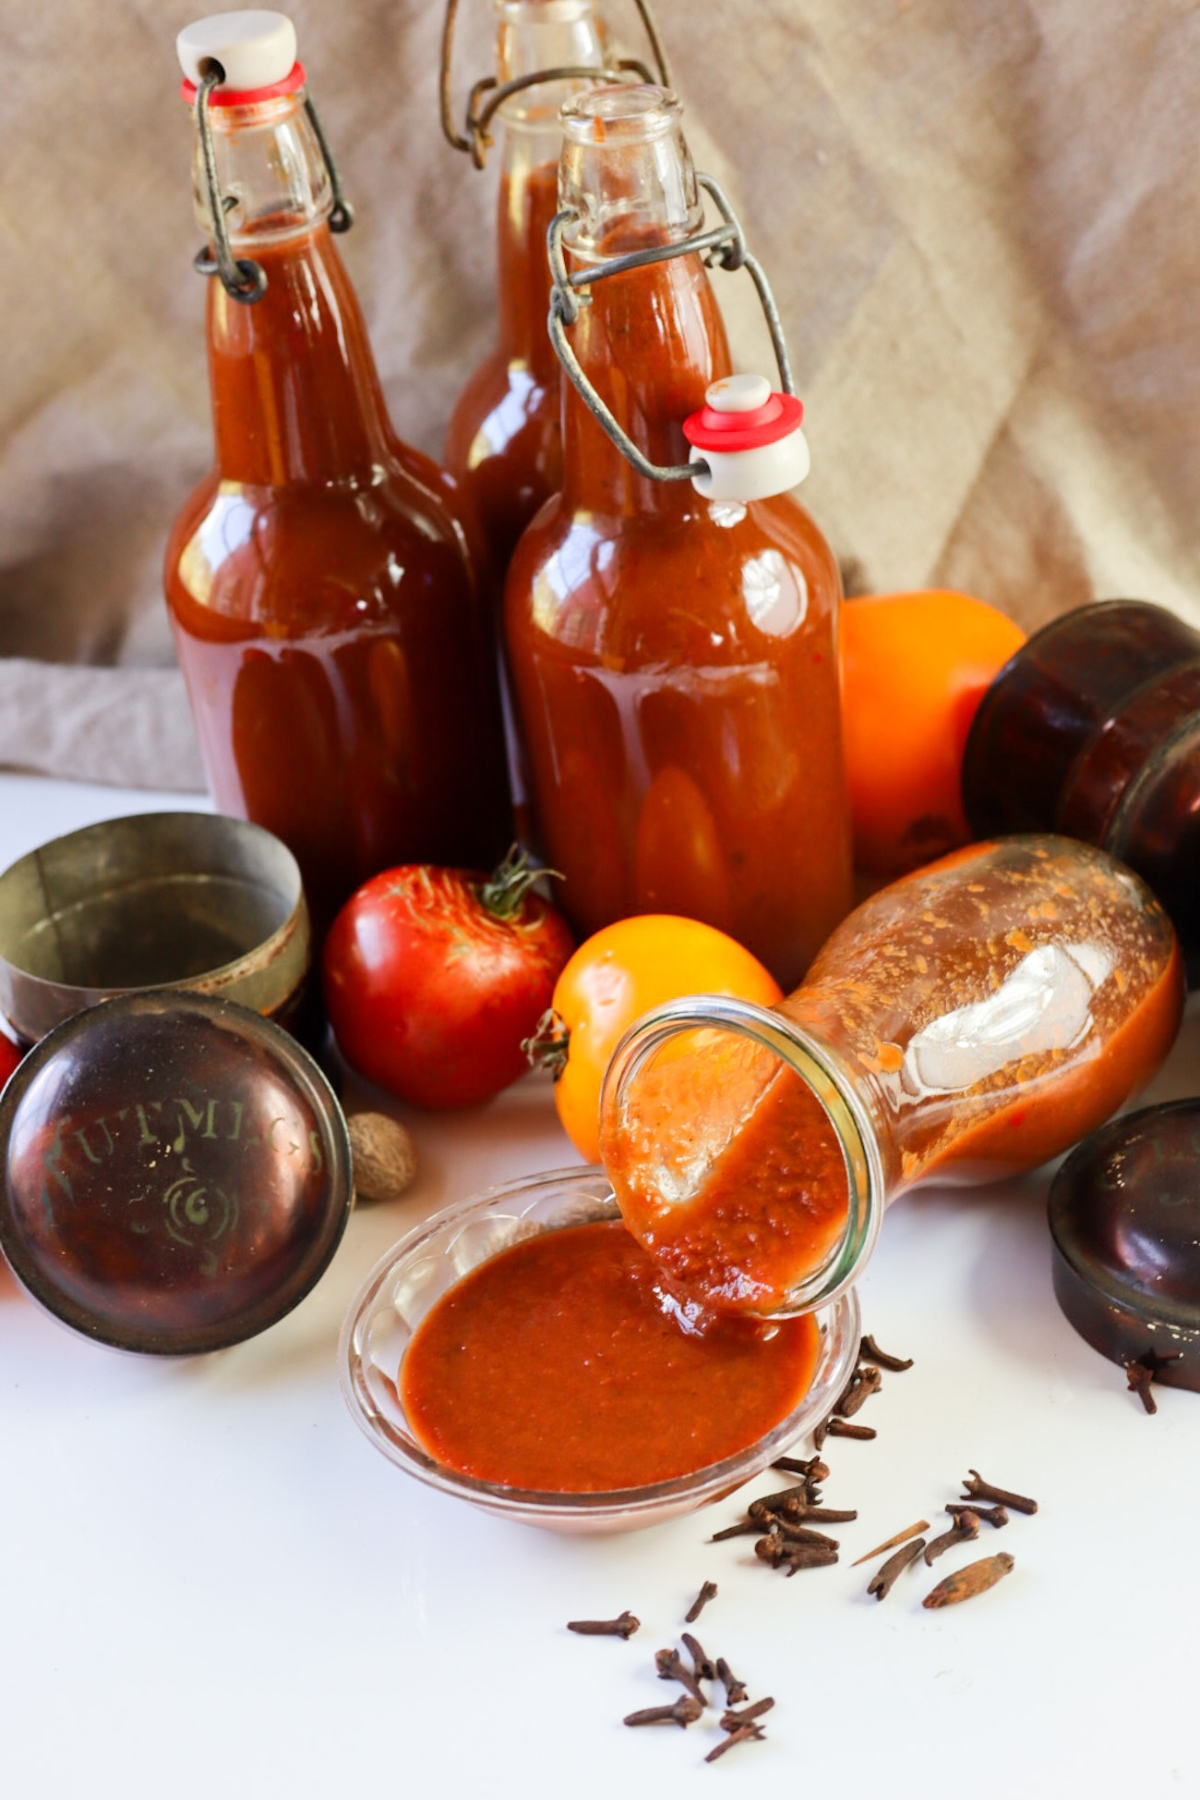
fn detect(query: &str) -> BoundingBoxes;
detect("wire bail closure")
[193,63,355,305]
[439,0,671,169]
[547,172,796,485]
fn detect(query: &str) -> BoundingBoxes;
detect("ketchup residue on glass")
[400,1221,819,1492]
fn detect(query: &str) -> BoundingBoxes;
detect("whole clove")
[924,1510,980,1566]
[755,1531,839,1574]
[716,1657,747,1705]
[567,1611,639,1638]
[960,1470,1037,1515]
[827,1419,877,1441]
[684,1579,718,1624]
[867,1537,926,1600]
[1125,1350,1181,1414]
[681,1632,715,1682]
[624,1696,704,1729]
[748,1484,813,1521]
[834,1364,882,1419]
[851,1520,929,1567]
[795,1507,858,1523]
[860,1334,914,1372]
[771,1455,829,1482]
[720,1697,774,1730]
[765,1518,839,1549]
[655,1646,706,1706]
[947,1502,1008,1530]
[705,1724,765,1762]
[923,1552,1014,1608]
[710,1519,765,1543]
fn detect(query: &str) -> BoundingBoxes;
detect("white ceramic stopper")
[177,11,297,91]
[705,373,773,414]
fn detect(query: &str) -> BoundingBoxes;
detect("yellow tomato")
[841,589,1026,876]
[537,915,782,1163]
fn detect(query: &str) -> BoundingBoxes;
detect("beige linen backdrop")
[1,0,1196,788]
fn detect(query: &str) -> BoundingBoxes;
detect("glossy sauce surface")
[445,161,563,581]
[166,226,511,929]
[400,1220,820,1491]
[505,244,852,986]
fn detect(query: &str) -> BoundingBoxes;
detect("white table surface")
[2,771,1198,1800]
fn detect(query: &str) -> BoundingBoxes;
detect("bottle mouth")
[495,0,595,19]
[598,995,886,1317]
[560,81,681,142]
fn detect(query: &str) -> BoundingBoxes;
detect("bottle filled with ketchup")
[599,837,1185,1319]
[165,11,512,930]
[441,0,670,582]
[504,86,853,988]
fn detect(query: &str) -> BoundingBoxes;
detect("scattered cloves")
[923,1552,1014,1608]
[867,1537,926,1600]
[947,1502,1008,1530]
[684,1579,718,1624]
[960,1470,1037,1515]
[826,1419,877,1441]
[705,1724,765,1762]
[681,1632,715,1682]
[755,1531,838,1574]
[924,1510,980,1566]
[860,1334,914,1372]
[851,1520,930,1566]
[720,1697,774,1731]
[567,1611,639,1638]
[715,1657,747,1706]
[624,1696,703,1729]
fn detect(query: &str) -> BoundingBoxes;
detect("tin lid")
[0,991,352,1356]
[1048,1099,1200,1391]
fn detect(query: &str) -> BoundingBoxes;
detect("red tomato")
[0,1034,20,1091]
[323,851,573,1109]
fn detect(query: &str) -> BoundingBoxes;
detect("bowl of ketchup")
[338,1166,860,1533]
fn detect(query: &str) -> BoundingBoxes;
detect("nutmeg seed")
[347,1111,417,1205]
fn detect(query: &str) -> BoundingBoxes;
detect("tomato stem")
[522,1007,570,1081]
[479,845,560,922]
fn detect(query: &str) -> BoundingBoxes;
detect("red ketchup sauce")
[400,1221,820,1492]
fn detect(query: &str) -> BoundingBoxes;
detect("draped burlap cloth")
[1,0,1195,789]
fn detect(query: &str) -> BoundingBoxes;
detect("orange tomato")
[841,590,1025,876]
[535,915,782,1163]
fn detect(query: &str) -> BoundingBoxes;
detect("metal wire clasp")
[193,63,355,305]
[439,0,671,169]
[546,172,796,484]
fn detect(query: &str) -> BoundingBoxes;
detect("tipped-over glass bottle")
[443,0,610,579]
[599,837,1185,1316]
[165,13,511,930]
[505,86,853,986]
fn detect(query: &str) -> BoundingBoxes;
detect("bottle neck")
[494,120,566,379]
[560,247,732,514]
[192,90,393,484]
[555,84,729,514]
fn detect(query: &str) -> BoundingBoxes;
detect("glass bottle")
[504,86,853,987]
[444,0,609,580]
[599,836,1184,1317]
[165,16,512,931]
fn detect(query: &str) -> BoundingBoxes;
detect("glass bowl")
[338,1165,861,1534]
